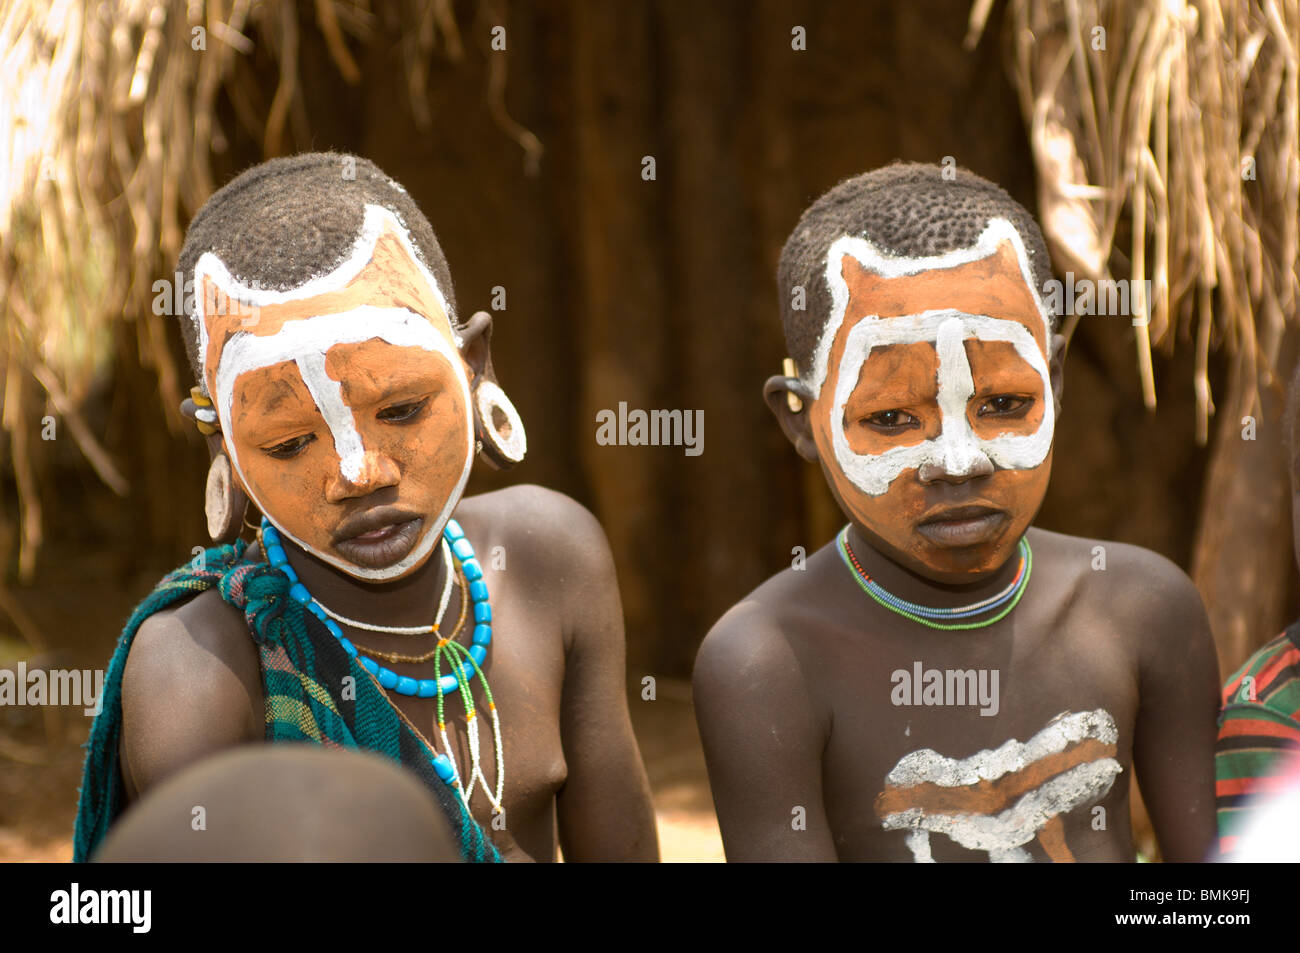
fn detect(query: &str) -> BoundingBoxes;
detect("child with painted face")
[76,153,657,863]
[693,162,1219,862]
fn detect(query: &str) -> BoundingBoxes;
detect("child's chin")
[892,533,1021,583]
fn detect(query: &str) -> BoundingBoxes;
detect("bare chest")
[812,601,1139,861]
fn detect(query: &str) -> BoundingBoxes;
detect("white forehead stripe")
[830,310,1054,496]
[194,203,460,392]
[804,217,1049,399]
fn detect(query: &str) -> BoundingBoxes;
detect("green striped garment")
[1215,621,1300,857]
[73,540,501,863]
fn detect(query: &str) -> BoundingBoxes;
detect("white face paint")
[805,218,1055,498]
[194,204,474,582]
[878,709,1122,863]
[211,307,474,581]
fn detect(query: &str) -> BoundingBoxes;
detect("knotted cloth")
[73,540,500,862]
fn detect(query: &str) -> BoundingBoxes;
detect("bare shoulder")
[121,587,263,798]
[694,554,834,706]
[1033,527,1200,603]
[694,599,787,694]
[693,578,834,772]
[454,485,619,656]
[455,484,616,583]
[1031,527,1209,649]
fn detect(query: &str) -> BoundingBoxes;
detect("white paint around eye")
[829,309,1055,497]
[212,306,474,583]
[804,217,1056,498]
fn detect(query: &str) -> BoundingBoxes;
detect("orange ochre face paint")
[805,220,1055,580]
[194,205,474,582]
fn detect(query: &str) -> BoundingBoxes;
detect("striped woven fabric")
[73,540,500,863]
[1214,621,1300,857]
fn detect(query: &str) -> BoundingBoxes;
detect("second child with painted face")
[694,162,1219,863]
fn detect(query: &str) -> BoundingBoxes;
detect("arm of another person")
[548,498,658,861]
[1128,551,1220,862]
[1214,636,1300,854]
[120,592,264,801]
[693,604,837,861]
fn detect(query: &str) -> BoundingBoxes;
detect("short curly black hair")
[176,152,457,390]
[777,161,1057,378]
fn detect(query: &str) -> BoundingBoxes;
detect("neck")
[258,529,450,628]
[844,523,1025,610]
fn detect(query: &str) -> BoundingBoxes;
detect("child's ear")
[180,393,252,501]
[1048,332,1067,418]
[457,310,528,470]
[457,309,493,383]
[763,374,819,462]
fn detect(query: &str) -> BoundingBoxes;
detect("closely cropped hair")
[176,152,456,388]
[777,161,1057,377]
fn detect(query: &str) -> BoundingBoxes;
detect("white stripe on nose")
[929,316,990,478]
[295,350,368,482]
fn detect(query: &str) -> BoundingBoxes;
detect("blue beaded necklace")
[260,516,506,811]
[261,517,492,697]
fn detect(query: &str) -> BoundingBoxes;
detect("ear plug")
[783,358,804,413]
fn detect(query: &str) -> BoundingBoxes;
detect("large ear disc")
[473,380,527,471]
[205,452,250,543]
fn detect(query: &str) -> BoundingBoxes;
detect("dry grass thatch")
[970,0,1299,441]
[0,0,538,591]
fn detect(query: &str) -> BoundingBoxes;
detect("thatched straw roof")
[0,0,537,584]
[971,0,1299,442]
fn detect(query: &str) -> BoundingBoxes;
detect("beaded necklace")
[261,516,505,815]
[836,525,1032,631]
[353,560,470,664]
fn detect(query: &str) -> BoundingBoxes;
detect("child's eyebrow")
[233,380,322,443]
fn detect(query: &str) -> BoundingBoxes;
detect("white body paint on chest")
[804,218,1055,497]
[879,708,1122,863]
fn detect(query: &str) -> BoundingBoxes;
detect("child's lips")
[915,507,1007,547]
[335,518,423,567]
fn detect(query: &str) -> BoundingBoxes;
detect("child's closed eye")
[376,396,431,423]
[861,409,921,432]
[263,433,316,459]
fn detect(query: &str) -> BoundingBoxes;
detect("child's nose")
[326,449,401,501]
[918,431,995,484]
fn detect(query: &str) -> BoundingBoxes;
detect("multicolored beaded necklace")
[261,516,505,815]
[836,525,1032,631]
